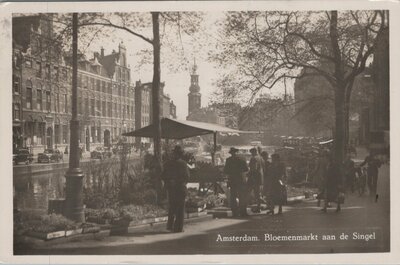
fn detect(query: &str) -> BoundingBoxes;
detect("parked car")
[13,148,34,165]
[90,146,112,159]
[38,149,63,163]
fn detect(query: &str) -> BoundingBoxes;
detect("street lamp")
[64,13,85,223]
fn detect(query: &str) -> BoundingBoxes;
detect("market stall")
[123,118,259,194]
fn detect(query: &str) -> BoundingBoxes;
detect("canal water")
[14,169,67,213]
[13,157,131,213]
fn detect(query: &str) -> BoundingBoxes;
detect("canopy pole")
[212,132,217,165]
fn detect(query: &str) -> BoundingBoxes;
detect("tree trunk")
[343,98,350,153]
[344,79,354,152]
[152,12,163,205]
[334,87,346,186]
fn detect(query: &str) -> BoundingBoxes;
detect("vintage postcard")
[0,0,399,263]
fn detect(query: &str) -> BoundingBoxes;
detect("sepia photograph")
[0,1,398,261]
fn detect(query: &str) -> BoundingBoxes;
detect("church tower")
[188,59,201,115]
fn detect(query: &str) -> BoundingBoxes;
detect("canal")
[13,156,140,213]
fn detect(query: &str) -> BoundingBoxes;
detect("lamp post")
[64,13,85,222]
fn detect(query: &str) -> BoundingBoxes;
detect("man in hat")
[224,147,249,217]
[161,145,190,232]
[249,147,264,212]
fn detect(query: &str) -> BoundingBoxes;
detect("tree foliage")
[211,10,388,163]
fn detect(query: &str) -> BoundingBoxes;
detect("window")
[90,99,95,116]
[96,80,100,91]
[85,97,89,116]
[45,64,50,79]
[97,127,101,142]
[37,89,42,110]
[126,104,130,119]
[55,93,59,112]
[82,75,87,88]
[64,94,68,113]
[101,81,107,93]
[62,125,68,144]
[107,102,112,117]
[13,76,20,94]
[26,81,32,109]
[108,83,112,94]
[36,61,42,78]
[91,126,96,143]
[102,101,106,117]
[54,125,60,145]
[46,91,51,111]
[114,103,117,118]
[13,103,20,120]
[96,100,101,116]
[37,123,45,145]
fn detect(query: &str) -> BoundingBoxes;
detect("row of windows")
[78,74,133,97]
[19,60,133,98]
[24,59,69,81]
[15,78,133,117]
[24,86,134,120]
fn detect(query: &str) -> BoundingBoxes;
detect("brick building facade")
[12,14,135,154]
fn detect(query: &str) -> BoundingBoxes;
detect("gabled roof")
[99,52,119,77]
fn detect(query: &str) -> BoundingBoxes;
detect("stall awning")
[122,118,259,140]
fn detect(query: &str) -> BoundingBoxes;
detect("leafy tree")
[28,12,203,204]
[212,10,388,165]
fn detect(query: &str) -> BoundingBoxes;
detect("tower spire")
[192,57,198,75]
[188,58,201,117]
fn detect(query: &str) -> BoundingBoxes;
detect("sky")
[82,12,293,119]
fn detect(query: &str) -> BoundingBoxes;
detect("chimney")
[135,80,142,87]
[100,47,104,58]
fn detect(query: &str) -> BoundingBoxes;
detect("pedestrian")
[224,147,249,217]
[360,150,382,202]
[248,147,264,213]
[344,154,356,193]
[321,156,343,212]
[312,150,330,207]
[267,153,286,215]
[161,145,189,233]
[260,151,271,210]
